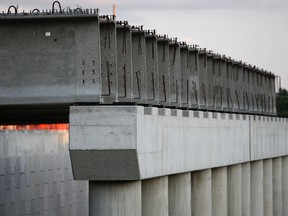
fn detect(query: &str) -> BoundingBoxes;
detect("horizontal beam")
[69,106,288,180]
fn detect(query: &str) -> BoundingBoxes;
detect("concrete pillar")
[263,159,273,216]
[212,167,228,216]
[250,160,264,216]
[142,176,168,216]
[241,162,251,216]
[168,173,191,216]
[227,164,241,216]
[191,169,212,216]
[282,156,288,216]
[273,157,283,216]
[89,181,141,216]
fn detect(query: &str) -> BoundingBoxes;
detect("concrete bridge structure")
[69,105,288,216]
[0,4,287,216]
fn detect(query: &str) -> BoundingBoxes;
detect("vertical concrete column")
[263,159,273,216]
[273,157,283,216]
[168,173,191,216]
[191,169,212,216]
[241,162,251,216]
[212,167,228,216]
[142,176,168,216]
[282,156,288,216]
[89,181,141,216]
[227,164,241,216]
[250,160,264,216]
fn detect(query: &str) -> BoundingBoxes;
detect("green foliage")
[276,88,288,117]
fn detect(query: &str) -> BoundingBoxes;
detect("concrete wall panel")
[0,130,88,216]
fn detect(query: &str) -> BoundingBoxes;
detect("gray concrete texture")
[0,129,88,216]
[88,157,288,216]
[0,10,277,115]
[70,105,288,181]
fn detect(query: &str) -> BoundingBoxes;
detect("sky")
[1,0,287,90]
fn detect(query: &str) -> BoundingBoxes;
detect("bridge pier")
[86,158,288,216]
[142,176,168,216]
[251,160,264,216]
[68,106,288,216]
[263,159,273,216]
[241,162,251,216]
[168,173,191,216]
[89,181,141,216]
[283,156,288,215]
[273,157,283,216]
[228,164,242,216]
[191,170,212,216]
[212,167,228,216]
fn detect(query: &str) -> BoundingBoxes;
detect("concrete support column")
[89,181,141,216]
[212,167,228,216]
[168,173,191,216]
[227,164,241,216]
[191,169,212,216]
[282,156,288,216]
[263,159,273,216]
[142,176,168,216]
[241,162,251,216]
[250,160,264,216]
[273,157,283,216]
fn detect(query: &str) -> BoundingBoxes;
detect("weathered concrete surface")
[273,157,283,216]
[70,105,288,181]
[251,160,264,216]
[0,130,88,216]
[250,116,288,161]
[241,162,251,216]
[0,14,102,105]
[283,156,288,216]
[168,173,191,216]
[69,106,140,180]
[227,165,241,216]
[212,167,228,216]
[192,169,212,216]
[142,176,168,216]
[89,181,141,216]
[263,159,273,216]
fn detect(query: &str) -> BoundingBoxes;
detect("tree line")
[276,88,288,117]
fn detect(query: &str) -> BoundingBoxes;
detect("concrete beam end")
[70,149,140,180]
